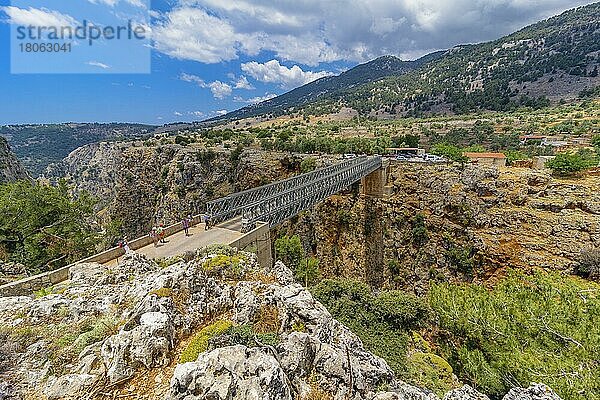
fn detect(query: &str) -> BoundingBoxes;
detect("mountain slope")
[0,137,29,184]
[0,123,156,177]
[330,2,600,116]
[213,3,599,121]
[210,52,444,122]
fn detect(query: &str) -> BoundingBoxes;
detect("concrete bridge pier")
[228,221,273,267]
[360,160,391,197]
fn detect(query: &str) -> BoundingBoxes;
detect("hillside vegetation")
[0,123,154,176]
[313,270,600,400]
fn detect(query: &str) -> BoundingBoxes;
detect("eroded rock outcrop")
[0,136,29,184]
[281,164,600,292]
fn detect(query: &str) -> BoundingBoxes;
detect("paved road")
[104,223,242,266]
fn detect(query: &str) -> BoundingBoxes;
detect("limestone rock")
[44,374,98,400]
[168,345,292,400]
[102,311,174,383]
[502,383,562,400]
[443,385,490,400]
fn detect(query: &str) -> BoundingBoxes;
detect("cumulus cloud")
[233,76,254,90]
[241,60,333,89]
[153,7,239,63]
[1,6,77,27]
[151,0,595,66]
[207,81,233,99]
[180,73,233,99]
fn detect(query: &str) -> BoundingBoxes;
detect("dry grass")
[254,304,280,334]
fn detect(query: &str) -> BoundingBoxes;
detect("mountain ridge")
[210,2,600,122]
[207,52,446,123]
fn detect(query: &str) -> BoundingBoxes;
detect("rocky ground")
[0,136,29,184]
[0,248,562,400]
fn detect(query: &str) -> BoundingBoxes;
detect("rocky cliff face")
[0,136,29,184]
[45,142,338,239]
[0,249,561,400]
[281,164,600,293]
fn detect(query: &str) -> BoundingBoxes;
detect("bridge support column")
[228,221,273,267]
[256,230,273,267]
[360,160,390,197]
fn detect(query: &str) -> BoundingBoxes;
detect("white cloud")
[86,0,146,8]
[235,93,278,104]
[174,111,183,116]
[207,81,232,99]
[241,60,333,89]
[87,61,111,69]
[189,111,205,117]
[153,7,239,63]
[214,110,228,116]
[234,76,254,90]
[180,73,233,99]
[150,0,595,66]
[1,6,77,27]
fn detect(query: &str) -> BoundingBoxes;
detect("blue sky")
[0,0,596,125]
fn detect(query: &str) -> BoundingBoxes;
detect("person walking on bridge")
[150,226,159,247]
[204,214,211,231]
[182,216,191,236]
[157,223,166,243]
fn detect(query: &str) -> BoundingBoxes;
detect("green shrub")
[407,352,455,397]
[300,157,317,173]
[429,270,600,399]
[180,320,233,363]
[430,143,468,163]
[295,257,321,287]
[220,324,280,348]
[275,235,303,271]
[311,279,429,379]
[411,213,429,245]
[546,152,596,176]
[201,254,246,278]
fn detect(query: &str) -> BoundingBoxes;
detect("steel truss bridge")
[207,156,382,231]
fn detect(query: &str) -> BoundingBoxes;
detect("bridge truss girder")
[206,156,382,229]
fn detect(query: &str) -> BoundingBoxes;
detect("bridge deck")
[104,223,242,266]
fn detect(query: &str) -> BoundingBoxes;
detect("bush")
[577,247,600,279]
[275,235,303,271]
[430,143,468,163]
[429,270,600,399]
[300,157,317,173]
[546,152,596,176]
[215,324,280,348]
[411,213,429,245]
[311,279,429,379]
[295,257,320,287]
[201,254,247,279]
[407,352,455,397]
[180,320,232,363]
